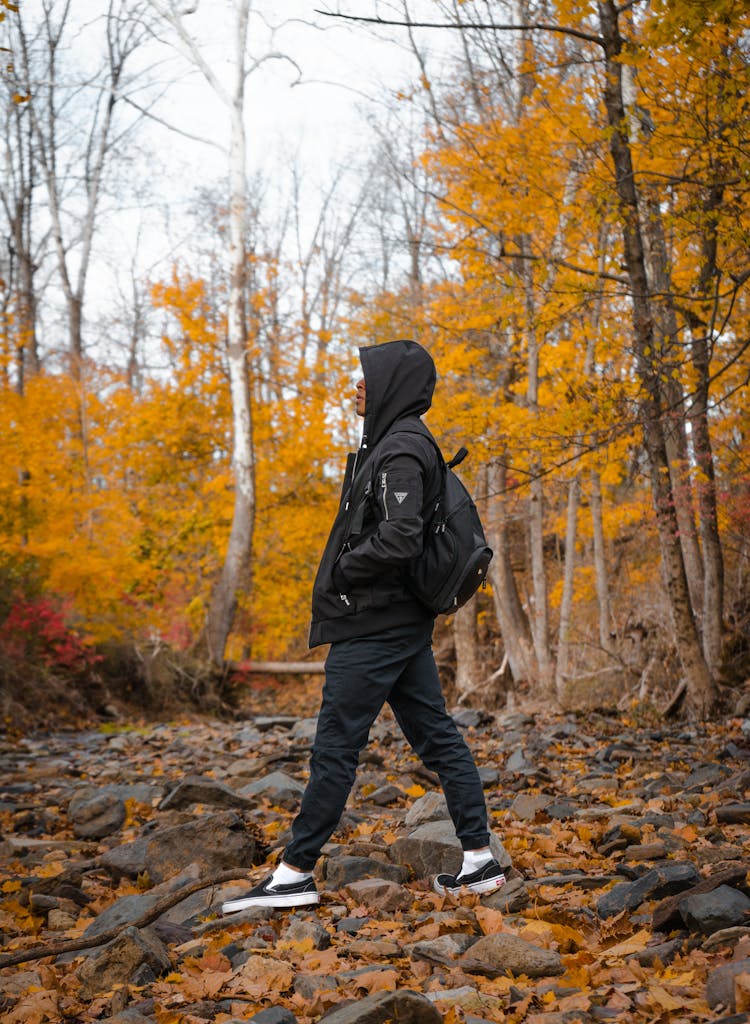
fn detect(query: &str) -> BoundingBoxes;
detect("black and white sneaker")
[221,874,319,913]
[433,859,506,897]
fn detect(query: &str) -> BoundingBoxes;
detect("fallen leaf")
[604,928,652,958]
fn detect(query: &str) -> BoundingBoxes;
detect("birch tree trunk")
[204,4,255,665]
[148,0,258,665]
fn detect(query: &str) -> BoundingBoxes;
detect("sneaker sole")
[222,892,320,913]
[433,874,506,897]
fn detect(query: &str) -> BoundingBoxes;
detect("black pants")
[283,619,490,872]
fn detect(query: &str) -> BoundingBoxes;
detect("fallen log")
[226,660,326,674]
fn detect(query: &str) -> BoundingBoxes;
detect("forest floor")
[1,683,750,1024]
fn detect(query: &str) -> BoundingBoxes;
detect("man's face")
[355,377,366,417]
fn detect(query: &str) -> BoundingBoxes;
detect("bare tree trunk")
[521,245,554,694]
[590,469,614,653]
[555,476,580,699]
[205,2,254,665]
[486,459,537,684]
[638,187,705,616]
[453,601,480,702]
[598,0,717,716]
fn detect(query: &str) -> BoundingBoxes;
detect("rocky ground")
[1,702,750,1024]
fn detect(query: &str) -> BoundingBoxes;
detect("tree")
[146,0,303,664]
[13,0,151,371]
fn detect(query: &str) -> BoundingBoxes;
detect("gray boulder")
[706,957,750,1012]
[159,775,252,811]
[680,885,750,935]
[597,862,699,918]
[461,932,564,979]
[404,791,450,827]
[77,926,170,998]
[239,771,304,809]
[144,810,263,883]
[344,878,412,912]
[318,989,441,1024]
[284,915,331,950]
[83,892,160,939]
[390,820,511,878]
[68,788,126,839]
[324,855,408,888]
[406,932,477,965]
[100,836,150,880]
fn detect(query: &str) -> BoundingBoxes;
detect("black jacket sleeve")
[333,452,425,589]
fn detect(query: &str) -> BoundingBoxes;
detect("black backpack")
[407,441,493,615]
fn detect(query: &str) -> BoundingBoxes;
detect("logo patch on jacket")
[394,492,408,504]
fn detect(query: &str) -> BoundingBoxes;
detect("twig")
[663,680,688,718]
[0,868,254,968]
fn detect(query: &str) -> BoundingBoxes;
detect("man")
[222,339,505,912]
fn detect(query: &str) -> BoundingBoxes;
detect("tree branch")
[313,9,604,47]
[0,867,255,968]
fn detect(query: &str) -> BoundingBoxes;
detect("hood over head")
[359,339,436,448]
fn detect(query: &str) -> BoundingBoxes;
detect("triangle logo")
[394,492,408,504]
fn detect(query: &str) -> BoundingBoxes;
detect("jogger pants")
[283,619,491,872]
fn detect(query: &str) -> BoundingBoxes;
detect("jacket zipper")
[381,471,389,520]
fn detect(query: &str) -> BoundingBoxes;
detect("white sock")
[271,862,312,887]
[461,848,493,876]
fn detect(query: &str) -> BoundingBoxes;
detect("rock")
[324,855,408,888]
[680,885,750,935]
[100,836,150,880]
[294,972,338,1001]
[706,958,750,1012]
[247,1008,298,1024]
[404,791,450,826]
[104,1010,153,1024]
[159,775,251,811]
[597,862,699,918]
[77,926,171,998]
[344,878,412,912]
[290,717,318,742]
[239,771,304,809]
[481,873,530,912]
[652,864,749,932]
[545,800,578,820]
[390,820,511,878]
[478,765,499,787]
[284,915,331,950]
[83,893,161,939]
[335,916,370,934]
[67,788,126,839]
[144,810,263,883]
[630,937,684,966]
[703,927,750,951]
[461,932,564,978]
[509,794,551,821]
[716,804,750,825]
[505,749,534,773]
[366,784,403,806]
[0,970,42,996]
[451,708,493,728]
[318,989,441,1024]
[253,716,298,732]
[406,932,477,965]
[624,841,667,861]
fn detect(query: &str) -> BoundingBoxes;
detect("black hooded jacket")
[309,339,442,648]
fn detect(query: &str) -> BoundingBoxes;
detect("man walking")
[222,339,505,912]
